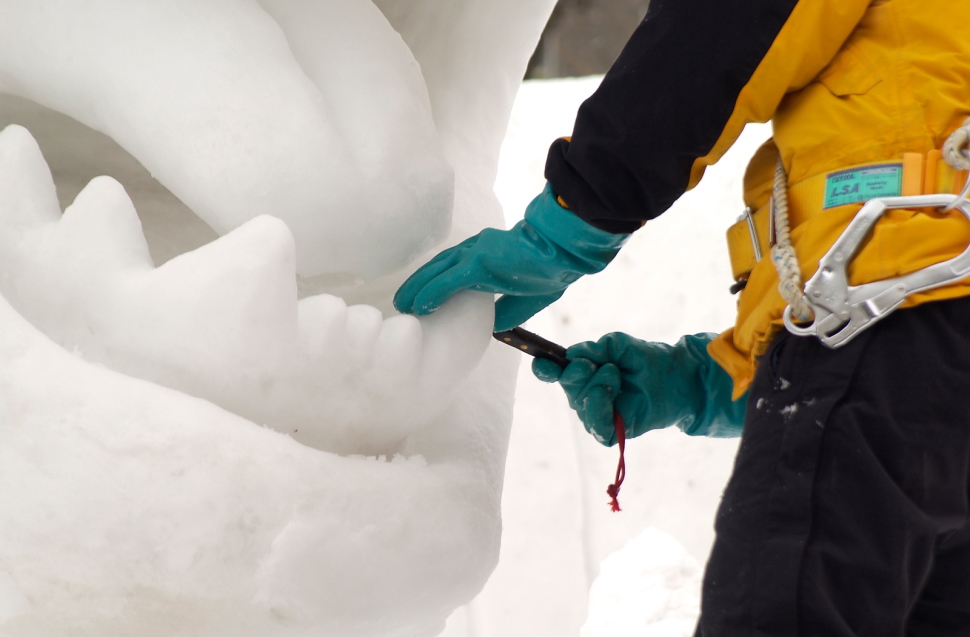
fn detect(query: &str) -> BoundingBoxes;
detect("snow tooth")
[0,125,61,231]
[417,290,493,390]
[146,215,299,372]
[345,304,383,367]
[59,176,154,271]
[373,314,422,383]
[297,294,348,362]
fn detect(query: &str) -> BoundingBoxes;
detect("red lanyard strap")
[607,410,626,512]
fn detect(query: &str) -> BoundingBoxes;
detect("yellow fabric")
[711,199,970,398]
[700,0,970,398]
[726,156,968,282]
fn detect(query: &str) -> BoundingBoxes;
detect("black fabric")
[697,298,970,637]
[544,0,800,234]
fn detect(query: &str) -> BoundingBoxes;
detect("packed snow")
[0,1,775,635]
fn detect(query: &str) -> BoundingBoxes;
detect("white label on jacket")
[823,163,902,209]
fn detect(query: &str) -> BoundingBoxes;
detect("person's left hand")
[393,184,629,332]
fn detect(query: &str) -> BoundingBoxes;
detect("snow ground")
[444,76,772,637]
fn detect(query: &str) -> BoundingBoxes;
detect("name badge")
[823,163,902,209]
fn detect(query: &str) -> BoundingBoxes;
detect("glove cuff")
[524,184,629,272]
[671,333,747,439]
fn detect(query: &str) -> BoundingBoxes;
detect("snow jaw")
[0,0,556,634]
[0,124,493,455]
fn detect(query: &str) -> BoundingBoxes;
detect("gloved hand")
[393,184,629,332]
[533,332,747,446]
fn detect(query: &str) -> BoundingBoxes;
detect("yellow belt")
[726,150,969,283]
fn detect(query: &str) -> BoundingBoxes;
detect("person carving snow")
[396,0,970,633]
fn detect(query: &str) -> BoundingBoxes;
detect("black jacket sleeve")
[544,0,800,234]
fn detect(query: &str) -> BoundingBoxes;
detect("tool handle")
[493,327,569,368]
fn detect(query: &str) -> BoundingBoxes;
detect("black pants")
[697,298,970,637]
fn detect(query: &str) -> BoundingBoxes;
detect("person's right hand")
[533,332,747,445]
[393,184,629,332]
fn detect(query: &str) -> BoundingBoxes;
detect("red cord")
[607,410,626,512]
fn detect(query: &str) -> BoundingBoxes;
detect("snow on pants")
[696,296,970,637]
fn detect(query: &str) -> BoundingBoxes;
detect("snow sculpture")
[0,1,556,634]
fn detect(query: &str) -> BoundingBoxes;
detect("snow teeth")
[287,290,493,454]
[0,127,492,455]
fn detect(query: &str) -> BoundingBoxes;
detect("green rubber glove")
[533,332,747,446]
[393,184,629,332]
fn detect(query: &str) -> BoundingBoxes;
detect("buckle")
[743,207,762,262]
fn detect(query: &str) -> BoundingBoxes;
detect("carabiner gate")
[783,194,970,348]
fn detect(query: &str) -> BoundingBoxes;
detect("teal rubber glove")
[393,184,629,332]
[533,332,747,446]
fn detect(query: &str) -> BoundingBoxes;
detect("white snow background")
[443,76,772,637]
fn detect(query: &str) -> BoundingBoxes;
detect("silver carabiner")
[783,194,970,348]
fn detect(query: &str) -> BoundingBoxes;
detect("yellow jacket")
[704,0,970,396]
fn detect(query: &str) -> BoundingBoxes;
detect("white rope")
[770,156,813,322]
[943,117,970,170]
[942,117,970,212]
